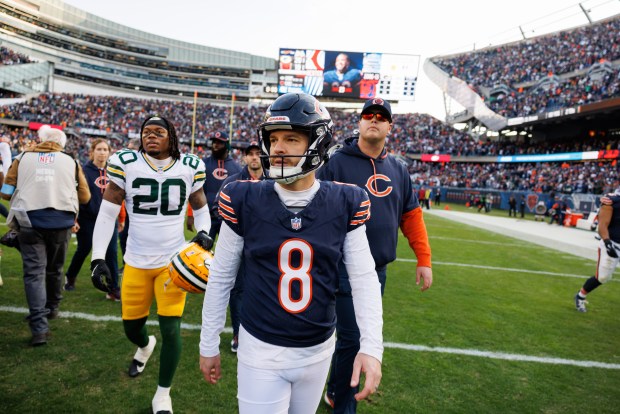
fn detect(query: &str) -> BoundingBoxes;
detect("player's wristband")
[92,200,121,260]
[193,203,212,234]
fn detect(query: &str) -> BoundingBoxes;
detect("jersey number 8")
[278,239,313,314]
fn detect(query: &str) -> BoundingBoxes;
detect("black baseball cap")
[361,97,392,122]
[245,141,260,154]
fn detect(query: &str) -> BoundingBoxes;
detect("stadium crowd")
[432,16,620,118]
[486,67,620,118]
[432,16,620,89]
[409,160,619,195]
[0,92,618,195]
[0,46,34,65]
[5,93,618,156]
[409,161,620,194]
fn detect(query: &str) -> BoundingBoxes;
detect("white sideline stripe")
[429,236,528,247]
[395,258,620,282]
[0,305,232,334]
[384,342,620,370]
[2,305,618,370]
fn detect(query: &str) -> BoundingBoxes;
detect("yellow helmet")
[168,242,213,293]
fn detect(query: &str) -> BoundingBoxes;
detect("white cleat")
[152,394,173,414]
[128,335,156,377]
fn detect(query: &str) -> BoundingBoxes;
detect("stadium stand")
[0,0,277,101]
[430,15,620,118]
[0,89,617,197]
[0,1,617,205]
[1,46,33,65]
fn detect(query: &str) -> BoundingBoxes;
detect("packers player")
[91,115,213,414]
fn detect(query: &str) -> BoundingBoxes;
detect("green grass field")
[1,205,619,413]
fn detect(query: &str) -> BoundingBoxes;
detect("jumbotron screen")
[277,48,420,101]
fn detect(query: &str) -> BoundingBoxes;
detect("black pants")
[19,227,71,335]
[326,263,387,414]
[65,218,119,289]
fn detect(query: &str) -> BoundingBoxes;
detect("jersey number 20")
[278,239,313,314]
[132,178,187,216]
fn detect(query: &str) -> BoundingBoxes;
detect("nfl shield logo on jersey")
[291,217,302,230]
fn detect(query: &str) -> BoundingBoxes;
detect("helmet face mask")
[258,93,333,184]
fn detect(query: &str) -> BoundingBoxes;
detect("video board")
[277,48,420,101]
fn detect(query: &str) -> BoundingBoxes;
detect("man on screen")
[323,53,362,94]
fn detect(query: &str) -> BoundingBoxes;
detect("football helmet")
[258,93,333,184]
[168,242,213,293]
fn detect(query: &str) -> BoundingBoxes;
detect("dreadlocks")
[139,115,181,160]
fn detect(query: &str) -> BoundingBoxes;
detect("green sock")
[123,316,149,348]
[158,315,182,388]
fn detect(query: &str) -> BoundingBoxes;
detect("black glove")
[91,259,113,293]
[191,230,214,251]
[603,239,618,258]
[0,229,20,251]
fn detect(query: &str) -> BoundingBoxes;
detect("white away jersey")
[107,150,206,268]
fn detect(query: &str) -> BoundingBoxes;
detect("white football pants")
[597,238,619,284]
[237,354,332,414]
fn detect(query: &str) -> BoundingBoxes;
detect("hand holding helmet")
[190,230,214,251]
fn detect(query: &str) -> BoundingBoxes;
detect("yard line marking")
[2,306,618,370]
[384,342,620,370]
[0,306,232,334]
[429,236,528,247]
[395,258,620,281]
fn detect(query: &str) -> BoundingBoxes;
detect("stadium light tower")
[579,3,593,24]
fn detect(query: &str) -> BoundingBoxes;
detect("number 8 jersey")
[107,149,206,268]
[218,180,371,347]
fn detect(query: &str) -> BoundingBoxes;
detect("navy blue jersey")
[317,137,418,267]
[218,180,370,347]
[202,155,242,212]
[607,195,620,243]
[220,165,264,189]
[79,160,109,221]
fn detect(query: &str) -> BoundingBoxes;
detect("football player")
[317,97,433,413]
[199,93,383,414]
[575,190,620,312]
[90,115,213,414]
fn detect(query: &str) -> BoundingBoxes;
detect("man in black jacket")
[217,141,265,353]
